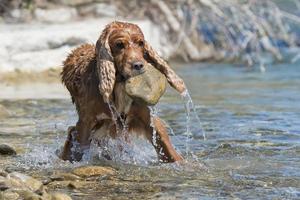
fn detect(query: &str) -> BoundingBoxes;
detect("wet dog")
[60,21,186,162]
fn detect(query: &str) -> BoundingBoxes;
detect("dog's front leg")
[60,126,86,162]
[151,117,183,163]
[60,126,76,161]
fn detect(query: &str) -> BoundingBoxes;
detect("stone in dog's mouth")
[125,63,167,106]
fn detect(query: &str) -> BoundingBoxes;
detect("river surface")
[0,62,300,199]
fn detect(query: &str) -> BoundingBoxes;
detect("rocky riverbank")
[0,163,119,200]
[0,18,167,73]
[1,0,299,73]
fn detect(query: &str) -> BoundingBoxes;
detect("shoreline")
[0,68,68,99]
[0,18,168,73]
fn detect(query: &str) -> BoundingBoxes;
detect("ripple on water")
[1,63,300,199]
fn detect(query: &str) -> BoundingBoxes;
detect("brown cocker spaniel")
[60,21,186,163]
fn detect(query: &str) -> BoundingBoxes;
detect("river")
[0,62,299,199]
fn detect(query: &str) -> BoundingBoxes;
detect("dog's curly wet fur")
[60,21,186,162]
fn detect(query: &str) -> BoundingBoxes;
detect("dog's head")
[96,21,186,103]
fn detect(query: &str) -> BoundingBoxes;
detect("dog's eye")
[138,41,144,47]
[115,42,125,49]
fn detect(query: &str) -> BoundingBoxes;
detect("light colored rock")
[41,192,52,200]
[125,64,166,105]
[0,82,68,99]
[67,181,87,189]
[0,19,165,72]
[1,190,19,200]
[10,9,21,19]
[94,3,117,17]
[9,9,32,23]
[0,173,56,200]
[16,189,42,200]
[77,3,117,17]
[5,46,72,72]
[0,144,16,156]
[34,8,77,23]
[9,172,43,192]
[72,166,115,177]
[0,176,11,191]
[51,192,72,200]
[61,0,94,6]
[47,181,71,189]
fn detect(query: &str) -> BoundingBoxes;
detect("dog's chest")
[114,82,133,114]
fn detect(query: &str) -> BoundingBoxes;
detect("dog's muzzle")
[125,63,166,106]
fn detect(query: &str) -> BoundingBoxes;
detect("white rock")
[34,8,77,23]
[51,192,72,200]
[0,19,169,72]
[94,3,117,17]
[10,9,21,19]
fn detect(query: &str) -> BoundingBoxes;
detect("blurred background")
[0,0,299,73]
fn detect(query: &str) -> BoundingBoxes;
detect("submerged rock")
[0,176,10,191]
[16,189,42,200]
[72,166,115,178]
[51,192,72,200]
[0,104,11,118]
[0,144,17,156]
[0,170,8,177]
[50,172,81,182]
[47,181,71,189]
[67,181,90,189]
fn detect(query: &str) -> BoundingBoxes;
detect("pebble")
[0,144,17,156]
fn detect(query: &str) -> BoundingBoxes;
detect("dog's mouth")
[132,68,146,77]
[117,69,146,82]
[125,63,166,106]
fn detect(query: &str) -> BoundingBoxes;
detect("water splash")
[149,106,158,148]
[88,135,157,165]
[149,98,204,159]
[149,106,181,151]
[181,90,206,140]
[17,136,78,170]
[17,94,205,168]
[107,102,127,134]
[180,90,206,156]
[86,102,157,165]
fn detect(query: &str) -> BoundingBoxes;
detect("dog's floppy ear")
[144,41,186,94]
[95,26,116,103]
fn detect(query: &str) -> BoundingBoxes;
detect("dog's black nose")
[132,61,144,70]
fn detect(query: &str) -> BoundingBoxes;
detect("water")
[1,62,300,199]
